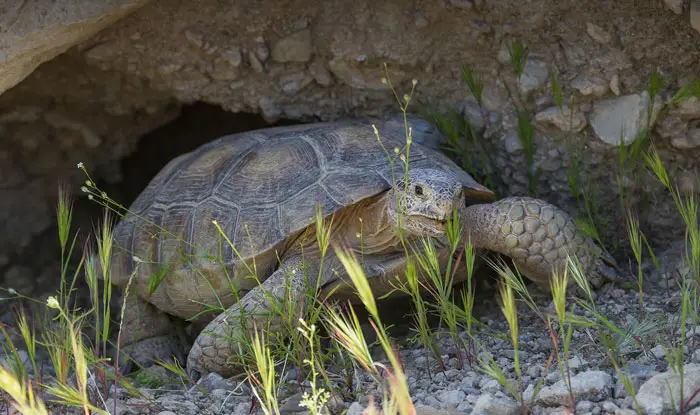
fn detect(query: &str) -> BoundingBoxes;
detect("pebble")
[471,393,519,415]
[462,100,486,132]
[183,28,206,49]
[438,389,466,405]
[518,58,550,95]
[650,344,666,359]
[253,37,269,61]
[676,96,700,117]
[271,29,312,63]
[189,372,235,394]
[327,59,406,90]
[537,370,613,406]
[502,134,524,154]
[535,105,587,132]
[671,129,700,149]
[586,22,613,44]
[248,51,265,73]
[577,400,594,412]
[308,58,332,86]
[346,402,364,415]
[278,72,313,95]
[413,11,429,28]
[220,47,242,67]
[568,356,588,370]
[571,75,610,97]
[637,363,700,414]
[692,0,700,34]
[589,91,662,145]
[610,74,621,95]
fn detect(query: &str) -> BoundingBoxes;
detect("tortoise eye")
[414,185,424,196]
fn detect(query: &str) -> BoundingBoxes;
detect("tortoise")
[107,115,614,379]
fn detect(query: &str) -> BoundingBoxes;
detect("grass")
[2,65,700,415]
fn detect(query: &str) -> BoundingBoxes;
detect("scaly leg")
[462,196,618,288]
[186,254,334,379]
[116,290,187,373]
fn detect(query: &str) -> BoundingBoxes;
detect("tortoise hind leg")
[116,290,187,373]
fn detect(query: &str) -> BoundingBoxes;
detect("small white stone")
[590,91,663,146]
[248,51,264,73]
[518,58,550,95]
[346,402,365,415]
[651,344,667,359]
[271,29,312,63]
[571,74,609,97]
[535,105,587,132]
[221,47,242,67]
[610,74,621,95]
[537,371,613,406]
[586,22,612,44]
[502,134,524,154]
[676,96,700,118]
[438,389,466,405]
[692,0,700,34]
[671,129,700,149]
[471,394,519,415]
[638,364,700,415]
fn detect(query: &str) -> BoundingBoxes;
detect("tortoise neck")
[337,191,401,254]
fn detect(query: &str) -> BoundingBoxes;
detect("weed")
[246,325,280,415]
[499,277,524,408]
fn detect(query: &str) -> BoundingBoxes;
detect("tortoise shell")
[110,120,494,320]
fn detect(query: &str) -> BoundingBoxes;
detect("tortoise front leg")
[186,254,330,379]
[462,196,618,288]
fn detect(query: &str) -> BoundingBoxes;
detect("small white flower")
[47,296,60,309]
[80,186,88,193]
[412,79,418,86]
[132,255,143,263]
[77,162,84,169]
[7,288,16,295]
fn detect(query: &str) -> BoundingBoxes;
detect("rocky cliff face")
[2,0,700,295]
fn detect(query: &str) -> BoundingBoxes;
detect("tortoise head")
[386,168,465,237]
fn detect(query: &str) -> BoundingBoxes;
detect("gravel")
[5,238,695,415]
